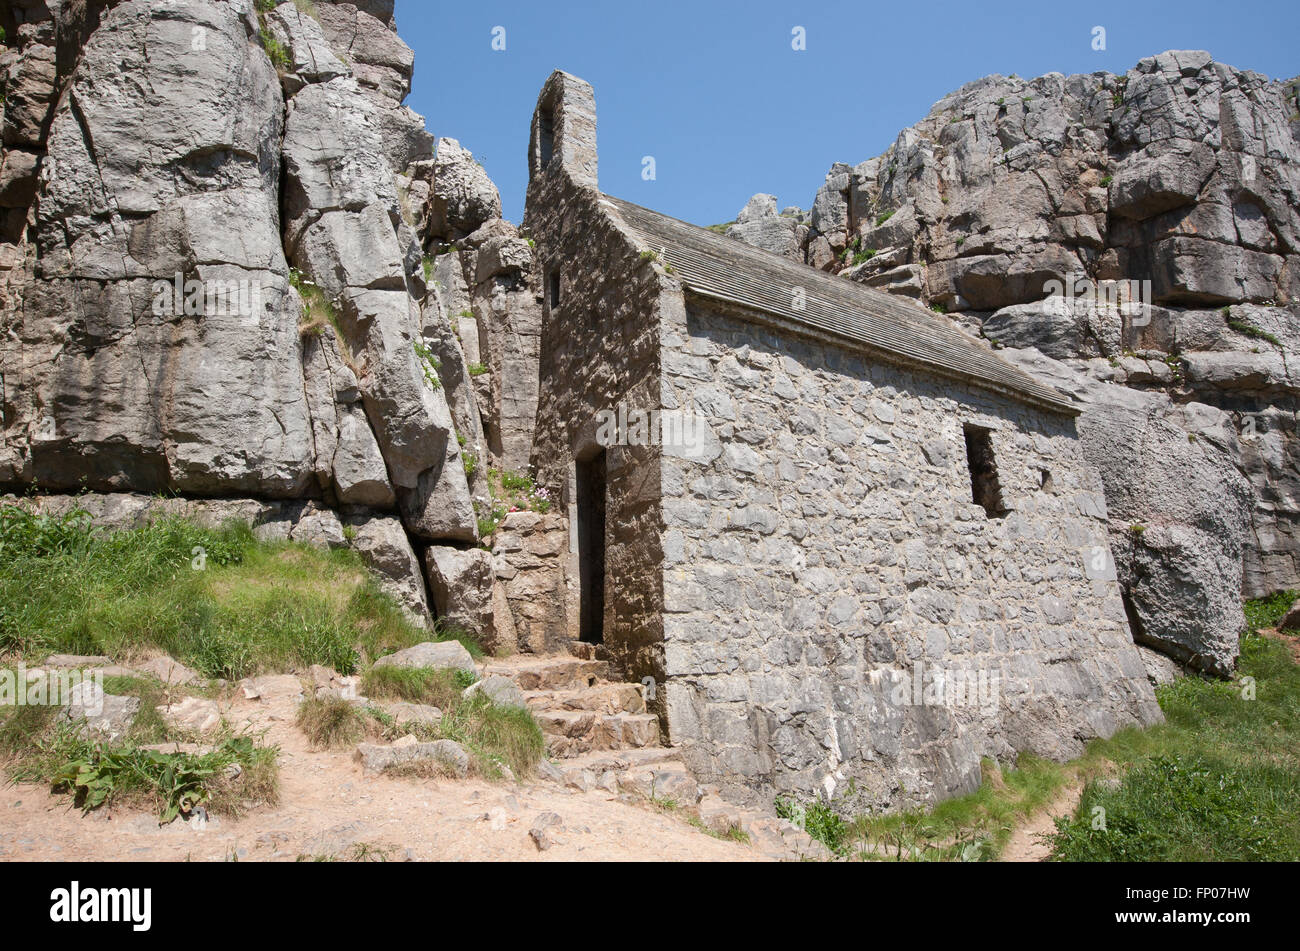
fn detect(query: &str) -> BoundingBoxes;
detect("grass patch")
[1244,589,1296,634]
[361,665,471,709]
[1226,317,1282,348]
[296,696,368,749]
[360,665,542,778]
[1047,631,1300,861]
[0,504,430,680]
[6,727,278,823]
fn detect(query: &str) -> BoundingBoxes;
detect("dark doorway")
[576,450,607,644]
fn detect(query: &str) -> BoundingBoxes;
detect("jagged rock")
[302,328,396,509]
[355,739,469,777]
[313,1,415,102]
[528,811,564,851]
[982,296,1123,359]
[371,641,477,675]
[382,701,443,727]
[424,546,495,645]
[736,194,778,223]
[156,697,223,735]
[137,656,202,687]
[1004,347,1252,674]
[463,675,526,710]
[282,78,476,542]
[60,683,139,742]
[430,137,502,238]
[266,2,350,95]
[465,219,542,472]
[344,514,431,624]
[4,0,314,497]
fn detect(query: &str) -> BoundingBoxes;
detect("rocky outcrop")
[1001,349,1252,675]
[0,1,544,635]
[724,194,808,261]
[734,51,1300,669]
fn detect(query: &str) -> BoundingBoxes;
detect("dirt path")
[0,681,758,863]
[998,782,1082,862]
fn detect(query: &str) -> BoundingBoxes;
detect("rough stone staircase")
[480,650,663,761]
[481,648,831,861]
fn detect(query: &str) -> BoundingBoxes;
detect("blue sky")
[397,0,1299,227]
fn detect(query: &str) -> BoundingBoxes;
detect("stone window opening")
[548,269,561,309]
[1039,468,1054,493]
[963,424,1007,518]
[538,106,555,170]
[576,448,607,645]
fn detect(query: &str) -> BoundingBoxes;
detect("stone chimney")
[528,70,598,192]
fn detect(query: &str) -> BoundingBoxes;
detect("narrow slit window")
[539,107,555,170]
[963,424,1007,518]
[548,270,561,308]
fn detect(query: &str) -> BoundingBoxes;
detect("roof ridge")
[601,194,1077,416]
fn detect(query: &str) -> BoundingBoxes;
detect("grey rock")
[425,546,495,645]
[60,683,140,742]
[371,641,477,675]
[355,739,469,777]
[137,656,203,687]
[528,811,564,851]
[463,675,526,710]
[344,514,432,624]
[382,702,443,727]
[430,137,502,237]
[156,697,223,735]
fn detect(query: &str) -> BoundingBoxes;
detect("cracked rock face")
[0,0,543,636]
[0,0,503,535]
[732,50,1300,668]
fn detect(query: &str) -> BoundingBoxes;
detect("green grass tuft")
[0,505,430,679]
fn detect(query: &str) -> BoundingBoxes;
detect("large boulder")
[1004,348,1252,675]
[343,513,432,625]
[4,0,314,496]
[424,546,495,644]
[430,137,502,238]
[371,641,477,676]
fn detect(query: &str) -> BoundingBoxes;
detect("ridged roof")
[602,195,1078,416]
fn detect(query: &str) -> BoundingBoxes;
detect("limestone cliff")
[0,0,539,629]
[732,51,1300,675]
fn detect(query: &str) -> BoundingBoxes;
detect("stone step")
[482,656,609,692]
[536,710,661,759]
[523,682,646,715]
[548,746,680,775]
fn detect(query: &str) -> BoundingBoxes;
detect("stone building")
[524,71,1161,809]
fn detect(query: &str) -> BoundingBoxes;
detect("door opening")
[576,450,607,645]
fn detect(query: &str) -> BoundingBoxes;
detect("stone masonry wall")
[524,79,673,695]
[658,301,1162,810]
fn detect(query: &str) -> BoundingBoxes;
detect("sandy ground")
[0,681,757,863]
